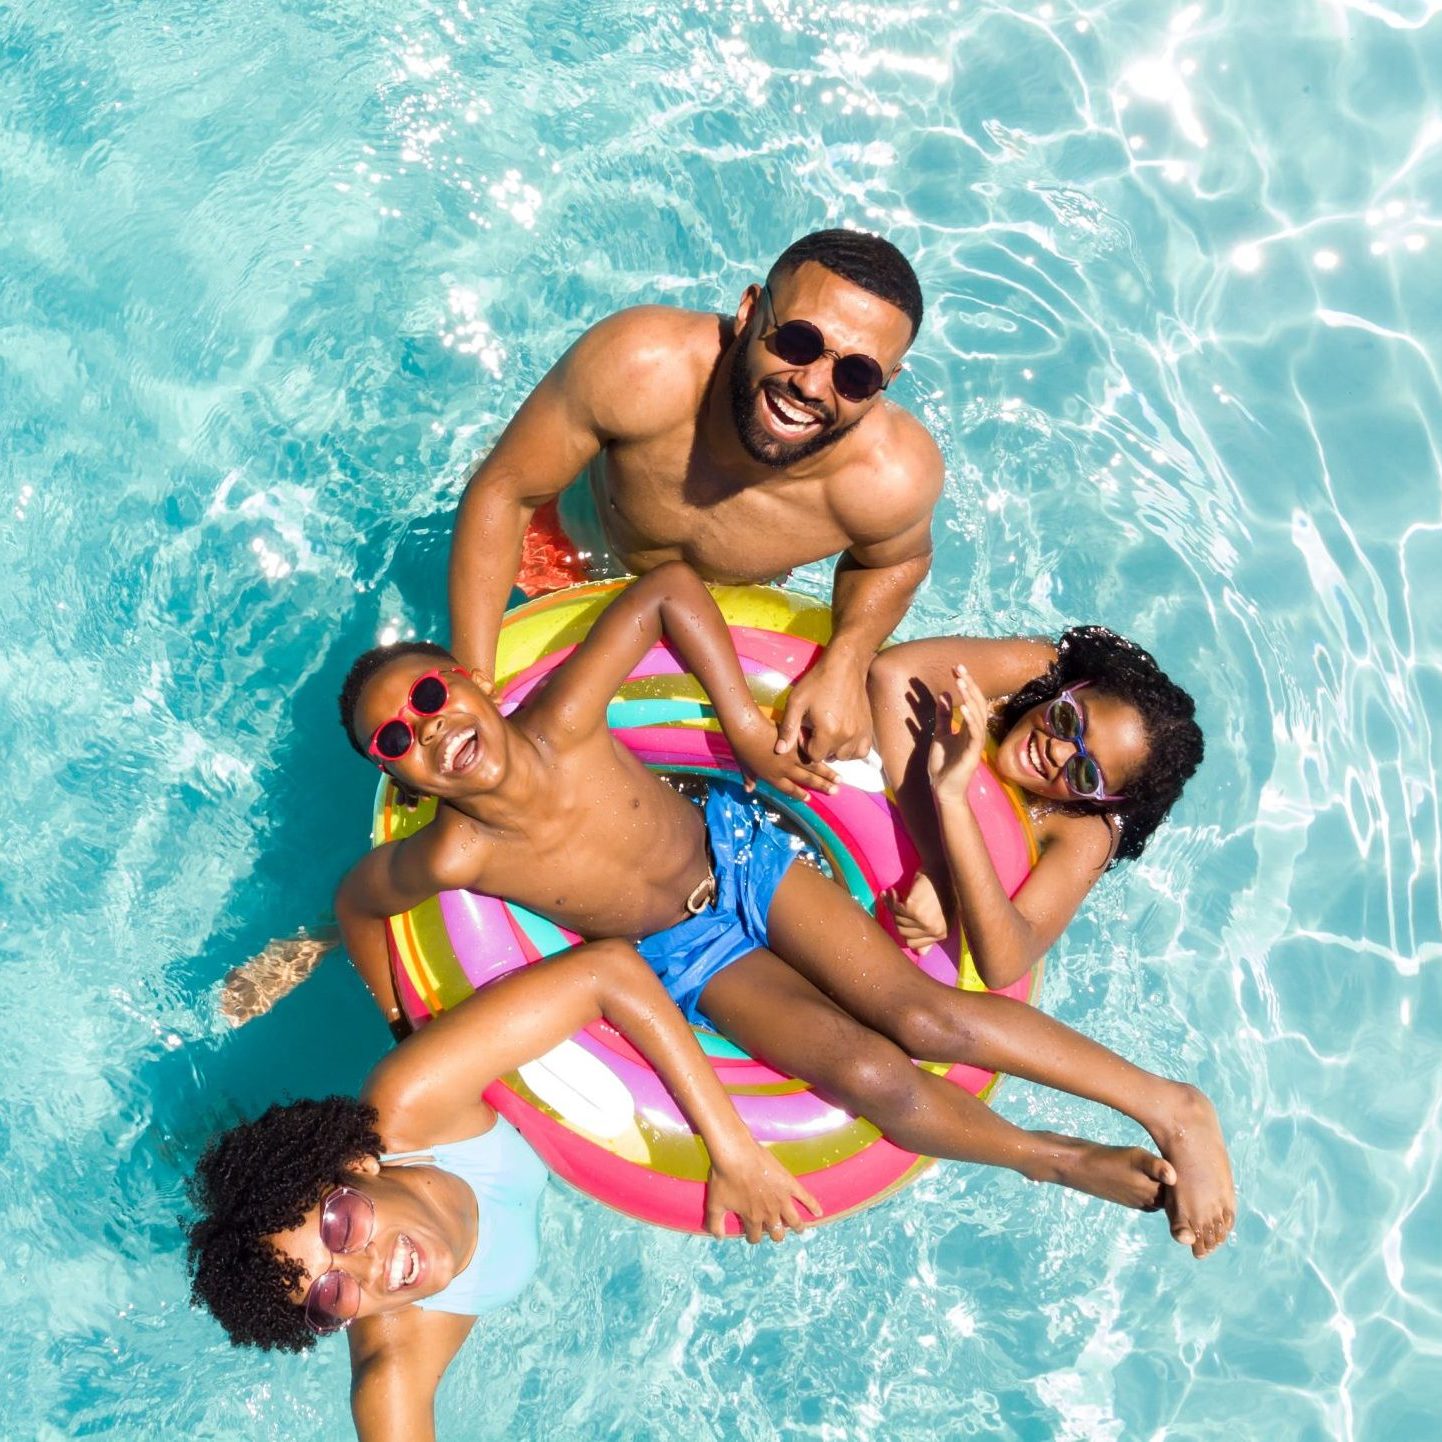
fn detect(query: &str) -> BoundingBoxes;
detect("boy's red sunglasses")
[367,668,464,763]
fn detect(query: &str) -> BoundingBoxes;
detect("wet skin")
[354,658,715,941]
[268,1159,477,1326]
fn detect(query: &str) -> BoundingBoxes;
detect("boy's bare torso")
[428,709,713,940]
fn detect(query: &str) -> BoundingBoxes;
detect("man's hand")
[704,1138,824,1243]
[775,657,873,762]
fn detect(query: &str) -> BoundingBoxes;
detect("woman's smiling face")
[992,688,1151,805]
[264,1159,476,1333]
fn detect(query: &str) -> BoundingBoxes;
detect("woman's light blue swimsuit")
[381,1116,548,1316]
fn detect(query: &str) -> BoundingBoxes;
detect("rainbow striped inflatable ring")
[375,581,1040,1233]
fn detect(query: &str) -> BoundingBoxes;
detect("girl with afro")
[867,626,1204,990]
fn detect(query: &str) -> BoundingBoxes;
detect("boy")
[337,563,1234,1256]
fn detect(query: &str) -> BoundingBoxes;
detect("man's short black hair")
[337,640,456,758]
[186,1096,383,1352]
[768,229,923,341]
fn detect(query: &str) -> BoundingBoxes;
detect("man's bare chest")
[599,438,852,581]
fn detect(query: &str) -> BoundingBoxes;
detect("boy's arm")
[530,561,836,799]
[334,835,474,1033]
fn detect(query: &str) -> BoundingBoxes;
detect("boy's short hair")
[768,229,924,341]
[338,640,456,758]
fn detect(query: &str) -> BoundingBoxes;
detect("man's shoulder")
[829,404,944,539]
[567,305,722,436]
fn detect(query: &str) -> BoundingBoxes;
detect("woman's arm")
[364,940,822,1239]
[348,1309,475,1442]
[529,562,836,801]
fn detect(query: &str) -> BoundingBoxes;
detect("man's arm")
[447,346,606,680]
[448,307,693,679]
[776,420,943,761]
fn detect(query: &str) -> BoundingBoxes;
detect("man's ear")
[735,283,763,335]
[347,1154,382,1179]
[467,667,494,695]
[887,361,905,385]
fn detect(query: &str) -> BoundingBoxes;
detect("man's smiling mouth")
[761,384,826,436]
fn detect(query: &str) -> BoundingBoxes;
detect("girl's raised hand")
[927,663,987,803]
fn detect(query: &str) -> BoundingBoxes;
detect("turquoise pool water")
[3,0,1439,1436]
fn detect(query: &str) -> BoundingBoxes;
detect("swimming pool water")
[2,1,1439,1437]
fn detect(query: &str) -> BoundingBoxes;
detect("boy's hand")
[704,1138,824,1243]
[732,714,838,803]
[882,871,950,951]
[927,664,987,805]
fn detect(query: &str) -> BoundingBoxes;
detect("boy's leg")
[699,949,1175,1212]
[763,862,1235,1255]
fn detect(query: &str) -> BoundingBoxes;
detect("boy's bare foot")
[219,931,339,1026]
[1146,1084,1236,1258]
[1028,1132,1176,1212]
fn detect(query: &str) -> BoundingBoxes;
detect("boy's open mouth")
[440,728,480,775]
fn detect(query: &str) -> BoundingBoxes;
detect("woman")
[188,941,820,1441]
[868,626,1204,989]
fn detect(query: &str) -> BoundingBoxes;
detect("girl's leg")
[765,862,1235,1255]
[699,949,1174,1211]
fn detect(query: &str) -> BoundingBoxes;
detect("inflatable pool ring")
[375,581,1040,1233]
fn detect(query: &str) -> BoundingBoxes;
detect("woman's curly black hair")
[186,1096,383,1352]
[995,626,1204,864]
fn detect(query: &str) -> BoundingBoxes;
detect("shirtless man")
[448,228,943,763]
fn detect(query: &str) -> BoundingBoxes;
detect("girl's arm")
[363,940,822,1240]
[870,637,1111,986]
[922,666,1111,989]
[528,561,836,801]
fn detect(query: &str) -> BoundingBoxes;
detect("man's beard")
[728,336,860,469]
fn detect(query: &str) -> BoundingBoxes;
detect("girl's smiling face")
[993,688,1151,805]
